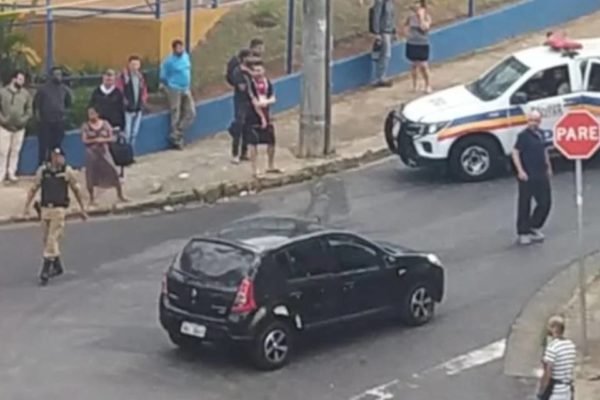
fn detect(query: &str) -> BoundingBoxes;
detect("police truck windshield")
[466,56,530,101]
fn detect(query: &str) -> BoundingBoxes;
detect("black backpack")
[369,0,394,34]
[368,6,376,34]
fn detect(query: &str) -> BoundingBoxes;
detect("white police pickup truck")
[384,38,600,182]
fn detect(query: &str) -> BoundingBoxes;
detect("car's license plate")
[180,322,206,338]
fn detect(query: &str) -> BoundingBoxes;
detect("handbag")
[109,131,134,167]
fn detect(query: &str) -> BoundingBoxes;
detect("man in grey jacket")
[0,70,33,183]
[363,0,397,87]
[33,67,72,165]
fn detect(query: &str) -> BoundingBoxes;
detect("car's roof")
[212,215,326,252]
[513,38,600,70]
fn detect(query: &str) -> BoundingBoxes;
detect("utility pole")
[45,0,54,74]
[298,0,328,158]
[323,0,333,155]
[185,0,193,54]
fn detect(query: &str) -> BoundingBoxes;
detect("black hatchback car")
[159,216,445,370]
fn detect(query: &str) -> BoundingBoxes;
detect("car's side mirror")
[511,92,528,105]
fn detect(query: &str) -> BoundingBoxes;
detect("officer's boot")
[39,258,52,285]
[49,257,64,278]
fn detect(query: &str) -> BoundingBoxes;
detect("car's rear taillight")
[161,273,168,295]
[231,278,257,314]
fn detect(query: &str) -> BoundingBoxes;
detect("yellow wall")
[24,7,229,69]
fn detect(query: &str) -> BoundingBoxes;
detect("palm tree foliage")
[0,4,41,83]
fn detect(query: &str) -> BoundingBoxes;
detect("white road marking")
[349,380,398,400]
[430,339,507,376]
[349,338,507,400]
[364,386,395,400]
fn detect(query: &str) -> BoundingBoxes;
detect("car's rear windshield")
[177,240,256,289]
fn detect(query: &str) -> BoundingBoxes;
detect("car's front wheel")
[251,320,293,370]
[384,110,400,152]
[449,136,503,182]
[400,282,436,326]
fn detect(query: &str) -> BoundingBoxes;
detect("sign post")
[553,109,600,359]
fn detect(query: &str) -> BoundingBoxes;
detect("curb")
[1,147,391,227]
[504,251,600,378]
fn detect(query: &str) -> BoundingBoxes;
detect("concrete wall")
[17,0,600,174]
[24,7,229,68]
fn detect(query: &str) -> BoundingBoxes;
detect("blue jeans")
[375,33,393,82]
[124,111,143,150]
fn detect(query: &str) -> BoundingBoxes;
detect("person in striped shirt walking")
[537,315,577,400]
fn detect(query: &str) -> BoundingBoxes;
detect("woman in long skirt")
[82,107,127,205]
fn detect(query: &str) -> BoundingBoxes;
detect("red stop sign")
[553,109,600,160]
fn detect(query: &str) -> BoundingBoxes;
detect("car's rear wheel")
[168,330,201,351]
[251,320,293,371]
[449,136,503,182]
[400,282,435,326]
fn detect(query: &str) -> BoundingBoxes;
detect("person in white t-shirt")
[537,315,576,400]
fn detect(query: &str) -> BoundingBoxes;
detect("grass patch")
[191,0,518,96]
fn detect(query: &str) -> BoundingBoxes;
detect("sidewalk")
[3,11,600,224]
[564,273,600,400]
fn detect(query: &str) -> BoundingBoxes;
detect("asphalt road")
[2,157,600,400]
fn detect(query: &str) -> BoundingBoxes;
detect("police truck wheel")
[384,110,399,152]
[450,136,502,182]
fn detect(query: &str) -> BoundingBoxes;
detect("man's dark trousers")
[517,177,551,235]
[229,102,248,159]
[38,121,65,165]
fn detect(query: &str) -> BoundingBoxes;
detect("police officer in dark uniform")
[24,148,87,285]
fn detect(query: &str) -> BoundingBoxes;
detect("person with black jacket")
[228,50,255,163]
[33,67,73,165]
[225,38,265,87]
[89,69,125,132]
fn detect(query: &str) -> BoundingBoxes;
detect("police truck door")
[583,60,600,108]
[518,64,580,146]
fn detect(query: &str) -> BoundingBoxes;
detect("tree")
[0,5,41,84]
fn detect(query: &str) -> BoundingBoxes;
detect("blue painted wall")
[17,0,600,174]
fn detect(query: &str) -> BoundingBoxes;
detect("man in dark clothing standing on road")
[33,67,72,165]
[512,110,552,246]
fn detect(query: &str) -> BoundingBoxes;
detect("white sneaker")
[231,157,240,165]
[530,229,545,242]
[518,235,532,246]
